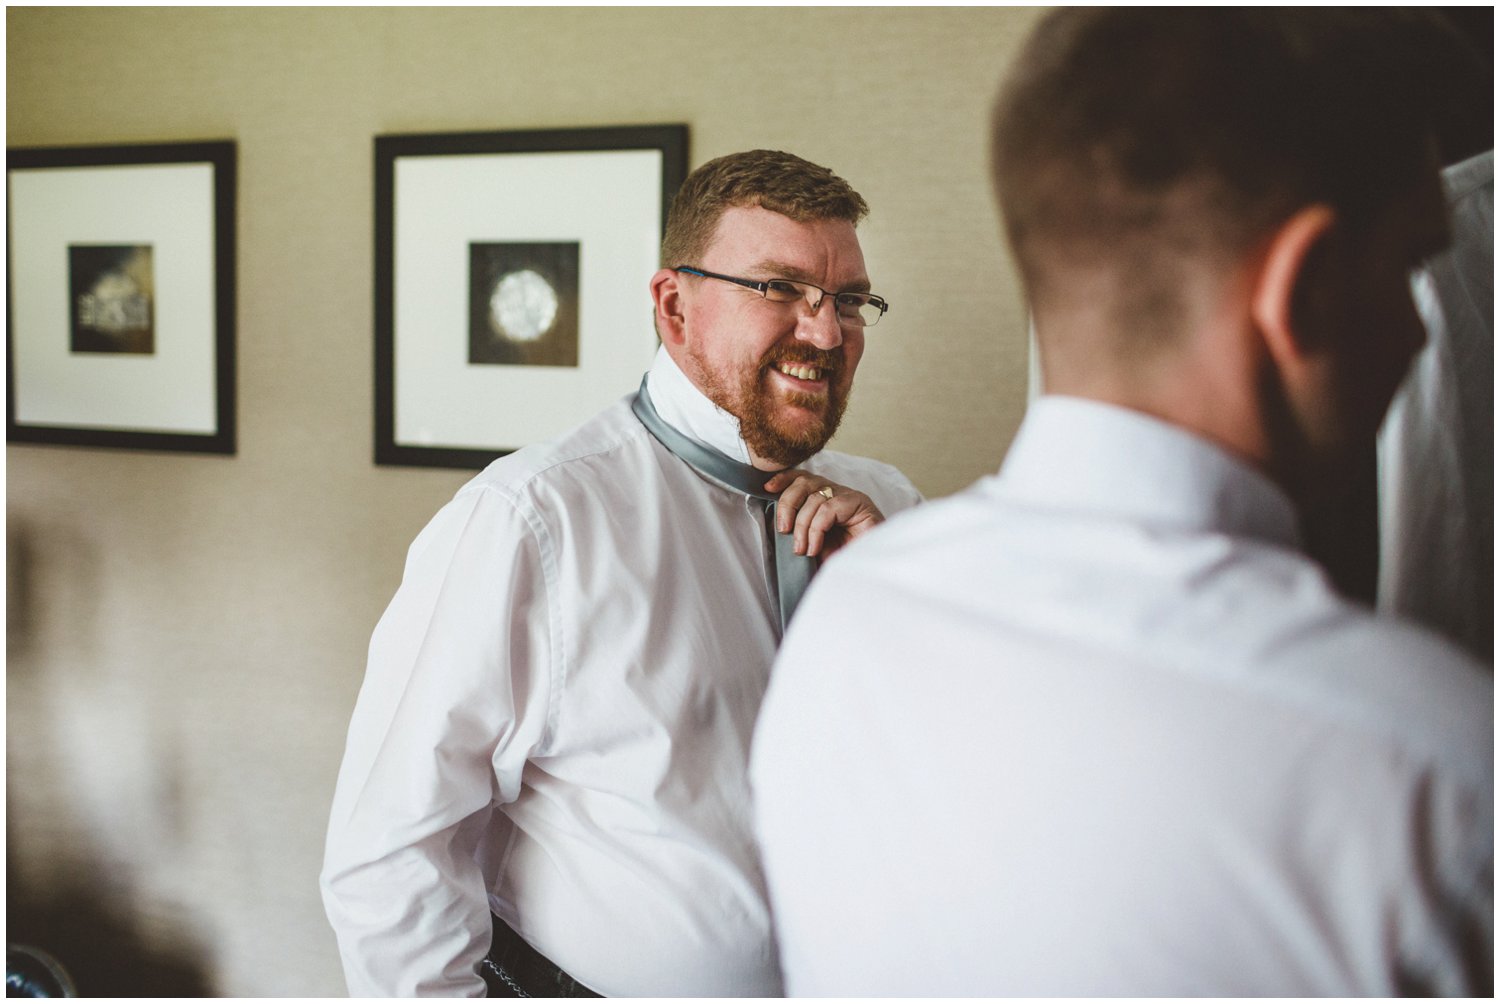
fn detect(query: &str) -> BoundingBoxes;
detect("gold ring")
[817,486,835,499]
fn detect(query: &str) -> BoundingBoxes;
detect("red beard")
[693,342,850,467]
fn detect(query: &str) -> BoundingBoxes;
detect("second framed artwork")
[375,125,688,468]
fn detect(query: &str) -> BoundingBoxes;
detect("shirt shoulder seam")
[454,416,651,751]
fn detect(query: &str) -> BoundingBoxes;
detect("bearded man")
[320,149,921,996]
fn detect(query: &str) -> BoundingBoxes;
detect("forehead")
[702,205,868,283]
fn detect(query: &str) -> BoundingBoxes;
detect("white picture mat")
[9,163,219,433]
[393,149,662,450]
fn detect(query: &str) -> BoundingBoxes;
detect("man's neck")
[746,446,789,473]
[1041,311,1279,490]
[1048,372,1264,459]
[644,348,757,466]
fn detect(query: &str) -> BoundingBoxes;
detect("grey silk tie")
[631,376,818,633]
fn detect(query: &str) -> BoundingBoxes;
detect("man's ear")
[650,268,689,348]
[1249,204,1337,367]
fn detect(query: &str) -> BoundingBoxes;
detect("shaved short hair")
[990,9,1457,341]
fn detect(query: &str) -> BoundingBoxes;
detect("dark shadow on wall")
[6,843,213,997]
[7,517,106,674]
[8,523,42,665]
[7,517,211,995]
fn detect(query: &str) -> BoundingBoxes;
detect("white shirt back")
[753,396,1492,996]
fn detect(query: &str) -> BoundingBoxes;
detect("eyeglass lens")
[764,280,884,326]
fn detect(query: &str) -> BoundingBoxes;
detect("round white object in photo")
[490,269,559,343]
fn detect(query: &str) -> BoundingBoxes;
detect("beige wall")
[6,7,1044,995]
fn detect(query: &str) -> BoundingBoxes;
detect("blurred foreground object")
[6,946,76,997]
[1378,149,1494,662]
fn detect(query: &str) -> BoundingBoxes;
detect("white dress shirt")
[321,347,921,996]
[752,396,1492,996]
[1379,149,1493,660]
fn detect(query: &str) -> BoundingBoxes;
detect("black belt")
[482,915,602,998]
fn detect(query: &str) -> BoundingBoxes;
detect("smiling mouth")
[774,361,826,382]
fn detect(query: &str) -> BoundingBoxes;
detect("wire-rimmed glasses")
[674,266,889,327]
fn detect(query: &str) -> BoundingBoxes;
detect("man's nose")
[795,293,844,349]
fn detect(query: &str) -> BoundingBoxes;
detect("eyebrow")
[750,258,873,294]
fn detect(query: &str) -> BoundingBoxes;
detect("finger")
[775,476,830,534]
[763,469,806,494]
[794,489,837,555]
[805,501,841,557]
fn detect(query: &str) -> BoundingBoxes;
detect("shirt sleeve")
[320,484,556,996]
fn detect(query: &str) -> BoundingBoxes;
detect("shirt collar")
[995,396,1301,550]
[643,346,755,465]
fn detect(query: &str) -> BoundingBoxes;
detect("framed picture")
[374,124,688,468]
[7,140,236,454]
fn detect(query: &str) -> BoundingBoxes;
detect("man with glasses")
[321,149,920,996]
[752,9,1491,996]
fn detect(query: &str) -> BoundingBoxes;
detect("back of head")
[991,9,1448,346]
[660,149,869,267]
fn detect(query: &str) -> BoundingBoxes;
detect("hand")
[764,470,886,559]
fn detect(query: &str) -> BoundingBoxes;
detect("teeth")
[778,363,822,381]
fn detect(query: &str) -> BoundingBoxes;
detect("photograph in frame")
[374,124,688,469]
[7,140,236,454]
[468,240,581,369]
[68,244,157,355]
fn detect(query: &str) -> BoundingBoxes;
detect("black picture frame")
[7,140,236,455]
[374,124,688,469]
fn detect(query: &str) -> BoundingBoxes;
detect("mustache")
[759,344,843,376]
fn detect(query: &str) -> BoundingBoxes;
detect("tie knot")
[632,376,820,633]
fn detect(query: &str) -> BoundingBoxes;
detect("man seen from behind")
[751,10,1492,996]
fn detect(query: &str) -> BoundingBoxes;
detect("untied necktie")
[631,376,818,634]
